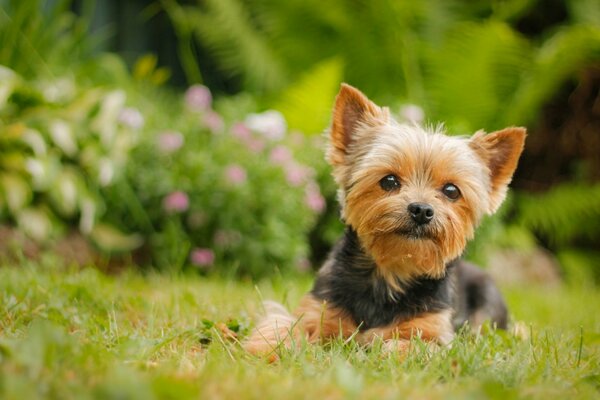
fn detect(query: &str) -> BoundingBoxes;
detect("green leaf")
[89,223,143,253]
[0,173,32,212]
[517,183,600,245]
[425,21,530,132]
[274,58,343,134]
[16,207,54,242]
[504,24,600,126]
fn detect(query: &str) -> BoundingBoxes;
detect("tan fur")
[358,309,454,345]
[470,127,527,213]
[244,299,453,356]
[293,295,358,342]
[243,301,299,359]
[243,295,357,358]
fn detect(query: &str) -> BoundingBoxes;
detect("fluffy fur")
[244,84,526,358]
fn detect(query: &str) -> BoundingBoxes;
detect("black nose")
[408,202,434,225]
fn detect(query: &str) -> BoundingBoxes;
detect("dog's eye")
[379,174,400,191]
[442,183,460,200]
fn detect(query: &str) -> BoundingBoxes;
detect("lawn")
[0,260,599,400]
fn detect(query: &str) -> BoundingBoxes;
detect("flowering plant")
[101,85,326,276]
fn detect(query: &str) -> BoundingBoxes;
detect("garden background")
[1,0,599,399]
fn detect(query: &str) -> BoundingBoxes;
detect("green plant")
[165,0,600,278]
[0,66,143,251]
[103,86,325,276]
[0,0,97,78]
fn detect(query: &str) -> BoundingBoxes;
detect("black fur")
[311,227,508,331]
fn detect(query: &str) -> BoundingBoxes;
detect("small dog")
[245,84,526,357]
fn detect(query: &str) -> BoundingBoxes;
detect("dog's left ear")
[329,83,389,167]
[470,127,526,214]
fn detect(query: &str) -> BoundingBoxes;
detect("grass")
[0,259,599,399]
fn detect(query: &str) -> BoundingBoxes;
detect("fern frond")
[517,183,600,245]
[503,24,600,126]
[424,21,531,132]
[171,0,288,93]
[274,58,343,134]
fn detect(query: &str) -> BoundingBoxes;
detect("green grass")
[1,259,599,399]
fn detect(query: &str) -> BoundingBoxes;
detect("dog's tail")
[243,301,300,360]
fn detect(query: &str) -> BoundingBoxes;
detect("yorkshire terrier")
[245,84,526,357]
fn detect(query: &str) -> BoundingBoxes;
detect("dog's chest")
[313,267,454,330]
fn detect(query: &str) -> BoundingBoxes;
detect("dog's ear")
[470,127,526,214]
[329,83,388,167]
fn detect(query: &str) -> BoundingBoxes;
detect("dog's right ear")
[329,83,388,167]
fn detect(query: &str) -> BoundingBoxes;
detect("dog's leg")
[293,294,358,342]
[244,301,298,359]
[358,310,454,354]
[244,295,357,359]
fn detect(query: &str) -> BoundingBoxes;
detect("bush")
[0,66,141,249]
[104,85,326,276]
[0,65,326,277]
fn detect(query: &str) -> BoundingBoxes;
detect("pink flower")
[231,122,252,141]
[204,110,224,133]
[285,163,312,187]
[163,191,189,213]
[269,145,292,165]
[224,164,247,185]
[190,248,215,268]
[305,183,325,213]
[185,85,212,111]
[157,130,184,153]
[118,107,144,130]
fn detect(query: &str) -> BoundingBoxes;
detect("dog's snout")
[408,202,434,225]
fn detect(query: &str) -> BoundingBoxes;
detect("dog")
[245,83,526,357]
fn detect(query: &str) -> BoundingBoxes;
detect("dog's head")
[328,84,526,282]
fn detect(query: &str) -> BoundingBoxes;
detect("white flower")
[245,110,287,140]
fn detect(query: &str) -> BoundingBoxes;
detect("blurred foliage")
[0,66,142,250]
[1,0,600,281]
[166,0,600,281]
[0,0,325,277]
[0,63,324,276]
[166,0,600,132]
[0,0,98,78]
[105,88,325,276]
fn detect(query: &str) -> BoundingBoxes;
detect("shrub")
[0,66,325,277]
[104,85,325,276]
[0,66,142,250]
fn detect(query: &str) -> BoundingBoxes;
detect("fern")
[517,183,600,245]
[274,58,343,134]
[504,24,600,127]
[0,0,96,78]
[424,21,531,133]
[164,0,287,93]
